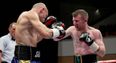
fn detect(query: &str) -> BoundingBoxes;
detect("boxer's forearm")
[42,29,53,39]
[32,21,53,39]
[38,23,66,39]
[96,46,106,57]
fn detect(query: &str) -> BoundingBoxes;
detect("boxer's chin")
[40,18,44,23]
[43,19,45,22]
[74,25,78,28]
[41,20,44,23]
[75,25,81,30]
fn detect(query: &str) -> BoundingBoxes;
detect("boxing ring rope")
[98,60,116,63]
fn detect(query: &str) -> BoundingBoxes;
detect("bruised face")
[73,14,86,29]
[39,8,48,22]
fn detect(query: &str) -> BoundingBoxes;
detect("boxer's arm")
[53,26,72,41]
[94,30,106,57]
[65,26,72,38]
[28,13,53,39]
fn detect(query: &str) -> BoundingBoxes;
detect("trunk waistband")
[15,45,40,60]
[2,61,8,63]
[75,54,97,63]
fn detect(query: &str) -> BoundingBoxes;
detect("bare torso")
[69,26,97,55]
[15,11,43,47]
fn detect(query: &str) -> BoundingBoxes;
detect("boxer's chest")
[71,29,95,42]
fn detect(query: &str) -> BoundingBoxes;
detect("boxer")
[54,9,106,63]
[14,2,65,63]
[15,2,65,47]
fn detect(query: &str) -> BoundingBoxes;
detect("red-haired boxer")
[14,2,65,63]
[54,9,106,63]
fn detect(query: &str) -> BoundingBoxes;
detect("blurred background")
[0,0,116,63]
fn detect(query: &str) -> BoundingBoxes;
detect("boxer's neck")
[79,24,89,32]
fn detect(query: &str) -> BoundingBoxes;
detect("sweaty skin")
[65,26,105,57]
[55,13,105,57]
[15,11,52,47]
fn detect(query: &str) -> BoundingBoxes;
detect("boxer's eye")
[74,20,79,22]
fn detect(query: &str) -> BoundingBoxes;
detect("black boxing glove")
[44,16,57,28]
[79,32,99,52]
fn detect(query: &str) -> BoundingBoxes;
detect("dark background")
[0,0,60,36]
[0,0,116,63]
[0,0,116,35]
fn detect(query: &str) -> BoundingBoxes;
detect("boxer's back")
[15,11,42,47]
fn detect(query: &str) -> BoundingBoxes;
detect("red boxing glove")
[44,16,57,28]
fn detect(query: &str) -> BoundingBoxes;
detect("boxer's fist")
[44,16,57,28]
[79,32,99,52]
[52,22,65,39]
[79,32,93,46]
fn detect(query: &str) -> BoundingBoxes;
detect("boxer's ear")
[85,17,88,22]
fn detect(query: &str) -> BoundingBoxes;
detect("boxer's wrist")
[51,26,65,39]
[90,41,99,52]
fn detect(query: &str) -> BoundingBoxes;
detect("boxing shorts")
[75,54,97,63]
[12,45,41,63]
[2,61,8,63]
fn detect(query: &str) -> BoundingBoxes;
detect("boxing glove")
[44,16,57,28]
[51,22,65,39]
[79,32,99,52]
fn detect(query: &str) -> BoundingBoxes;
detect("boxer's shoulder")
[69,26,75,29]
[89,26,99,31]
[17,11,29,20]
[89,26,101,35]
[67,26,76,32]
[20,11,36,17]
